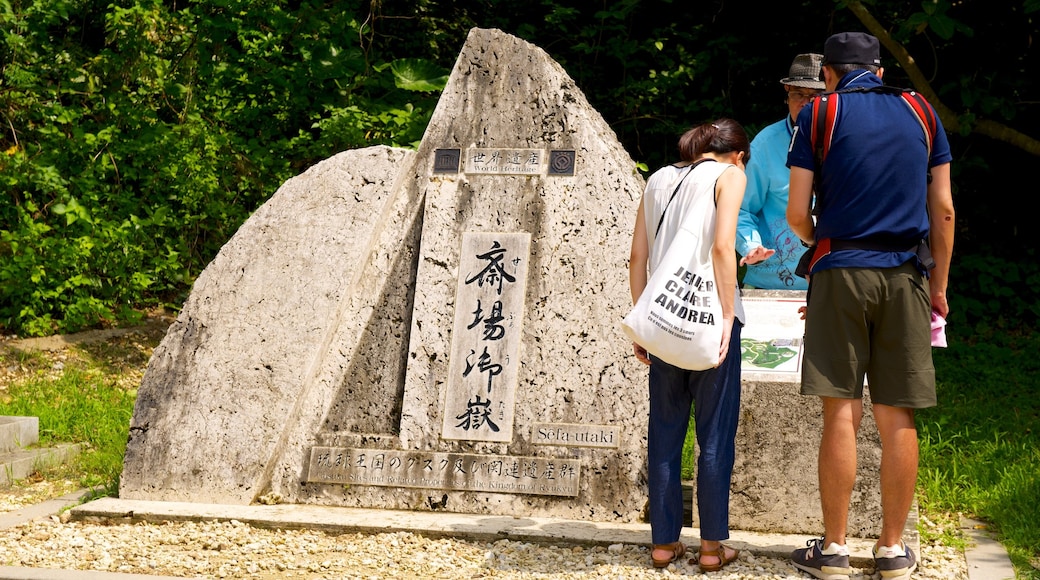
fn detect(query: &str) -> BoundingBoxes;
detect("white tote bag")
[622,166,724,371]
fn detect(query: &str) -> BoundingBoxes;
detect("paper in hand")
[931,311,948,348]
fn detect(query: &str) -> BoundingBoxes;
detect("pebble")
[0,480,970,579]
[0,516,969,579]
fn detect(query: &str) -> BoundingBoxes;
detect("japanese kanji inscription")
[307,448,580,497]
[442,232,531,442]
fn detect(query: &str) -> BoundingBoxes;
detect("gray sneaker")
[791,537,851,580]
[874,542,918,579]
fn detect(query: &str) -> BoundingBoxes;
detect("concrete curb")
[0,489,91,529]
[962,517,1017,580]
[72,497,882,561]
[63,497,982,570]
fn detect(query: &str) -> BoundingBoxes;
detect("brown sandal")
[696,543,739,572]
[650,541,686,568]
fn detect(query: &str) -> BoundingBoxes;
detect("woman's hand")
[633,342,651,365]
[716,317,735,365]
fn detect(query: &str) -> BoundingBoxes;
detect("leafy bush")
[2,0,1038,340]
[946,249,1040,334]
[0,0,446,336]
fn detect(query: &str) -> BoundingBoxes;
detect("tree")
[0,0,447,335]
[845,0,1040,156]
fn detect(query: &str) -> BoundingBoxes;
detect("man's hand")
[740,245,776,266]
[931,291,949,319]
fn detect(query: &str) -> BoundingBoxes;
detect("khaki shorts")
[801,263,936,408]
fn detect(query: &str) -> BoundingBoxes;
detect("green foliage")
[946,250,1040,333]
[3,0,1037,338]
[903,0,974,39]
[0,0,447,336]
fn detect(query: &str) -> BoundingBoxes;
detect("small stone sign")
[464,148,545,175]
[547,150,576,176]
[306,447,580,497]
[433,148,462,173]
[531,423,620,448]
[441,232,530,442]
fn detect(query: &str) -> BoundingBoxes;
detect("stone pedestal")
[686,290,883,538]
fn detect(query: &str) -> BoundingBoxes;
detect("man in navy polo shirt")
[785,32,956,580]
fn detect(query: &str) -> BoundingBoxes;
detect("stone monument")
[121,27,650,522]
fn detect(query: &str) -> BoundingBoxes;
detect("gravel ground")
[0,481,970,580]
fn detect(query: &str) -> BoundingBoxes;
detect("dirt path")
[0,310,174,391]
[3,313,173,355]
[2,312,174,353]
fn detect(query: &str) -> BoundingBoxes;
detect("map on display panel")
[739,293,806,374]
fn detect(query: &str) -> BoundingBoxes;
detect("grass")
[922,330,1040,578]
[0,317,1036,578]
[680,326,1040,579]
[0,324,157,497]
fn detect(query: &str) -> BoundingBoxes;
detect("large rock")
[121,145,422,504]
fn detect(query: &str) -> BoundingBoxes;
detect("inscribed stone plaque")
[306,447,580,497]
[531,423,620,449]
[441,232,530,442]
[464,148,546,175]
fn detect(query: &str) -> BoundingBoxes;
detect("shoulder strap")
[654,158,715,236]
[811,93,840,170]
[899,91,938,157]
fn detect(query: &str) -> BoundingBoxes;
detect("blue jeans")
[647,322,742,544]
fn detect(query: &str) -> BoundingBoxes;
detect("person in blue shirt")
[785,32,955,580]
[736,53,824,290]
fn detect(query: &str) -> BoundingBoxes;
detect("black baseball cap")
[822,32,881,67]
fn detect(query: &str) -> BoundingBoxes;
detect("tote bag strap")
[654,158,716,236]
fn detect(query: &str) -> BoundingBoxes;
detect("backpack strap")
[899,91,938,158]
[812,86,938,167]
[810,92,840,171]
